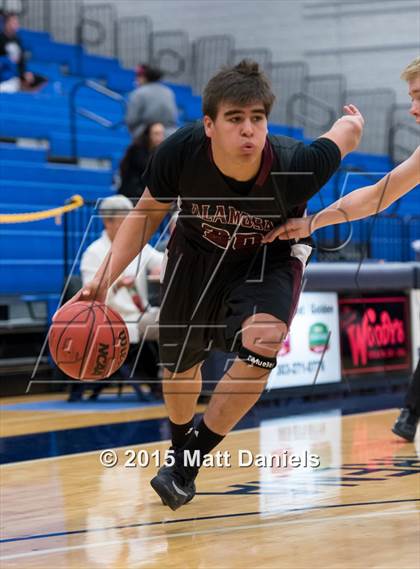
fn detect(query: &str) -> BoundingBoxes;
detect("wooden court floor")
[0,402,419,568]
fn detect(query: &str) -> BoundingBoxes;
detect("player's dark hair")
[202,59,275,120]
[136,64,163,82]
[119,122,159,180]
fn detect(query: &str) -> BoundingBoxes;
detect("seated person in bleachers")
[0,12,47,93]
[125,64,178,139]
[76,195,164,401]
[118,122,165,202]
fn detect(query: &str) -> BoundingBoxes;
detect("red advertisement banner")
[339,296,411,376]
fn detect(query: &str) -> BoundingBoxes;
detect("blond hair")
[401,57,420,81]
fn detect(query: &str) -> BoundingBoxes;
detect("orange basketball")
[48,301,129,381]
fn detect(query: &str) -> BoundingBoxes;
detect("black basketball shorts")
[158,233,308,373]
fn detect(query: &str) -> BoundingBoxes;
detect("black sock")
[181,418,225,468]
[169,418,195,450]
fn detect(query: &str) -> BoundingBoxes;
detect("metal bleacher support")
[286,92,336,136]
[68,79,127,162]
[77,2,116,58]
[12,0,50,33]
[232,47,272,73]
[346,89,396,156]
[191,34,235,95]
[18,0,81,44]
[303,74,346,138]
[116,16,153,70]
[150,30,192,86]
[269,61,309,126]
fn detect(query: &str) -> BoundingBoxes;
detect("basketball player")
[71,60,364,509]
[263,56,420,442]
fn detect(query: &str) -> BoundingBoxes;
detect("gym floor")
[1,391,419,568]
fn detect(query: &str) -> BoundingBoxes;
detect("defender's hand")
[262,216,313,243]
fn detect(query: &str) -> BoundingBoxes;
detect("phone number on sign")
[275,361,325,375]
[99,449,176,468]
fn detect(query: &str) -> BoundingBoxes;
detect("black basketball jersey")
[142,123,341,258]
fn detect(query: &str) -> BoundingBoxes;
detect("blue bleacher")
[18,29,51,48]
[0,160,112,185]
[28,40,82,68]
[49,133,128,165]
[1,259,64,293]
[0,143,47,163]
[2,95,128,121]
[106,69,136,93]
[1,181,113,205]
[0,229,62,259]
[68,54,121,81]
[26,61,63,79]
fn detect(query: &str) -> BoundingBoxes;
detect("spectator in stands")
[125,64,178,139]
[0,12,47,93]
[118,122,165,201]
[412,239,420,261]
[70,195,164,402]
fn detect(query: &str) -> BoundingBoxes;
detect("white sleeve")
[143,244,164,271]
[80,247,101,286]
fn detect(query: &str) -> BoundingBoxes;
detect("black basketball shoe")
[151,453,198,511]
[392,408,419,442]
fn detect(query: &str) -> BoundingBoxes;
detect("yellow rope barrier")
[0,195,85,224]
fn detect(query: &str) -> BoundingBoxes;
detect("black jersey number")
[202,223,262,250]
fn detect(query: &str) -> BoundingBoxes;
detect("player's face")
[408,76,420,123]
[204,102,268,161]
[5,16,19,35]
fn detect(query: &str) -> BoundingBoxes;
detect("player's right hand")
[59,279,107,313]
[79,280,107,303]
[341,104,365,130]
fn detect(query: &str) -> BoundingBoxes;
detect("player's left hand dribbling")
[262,216,313,243]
